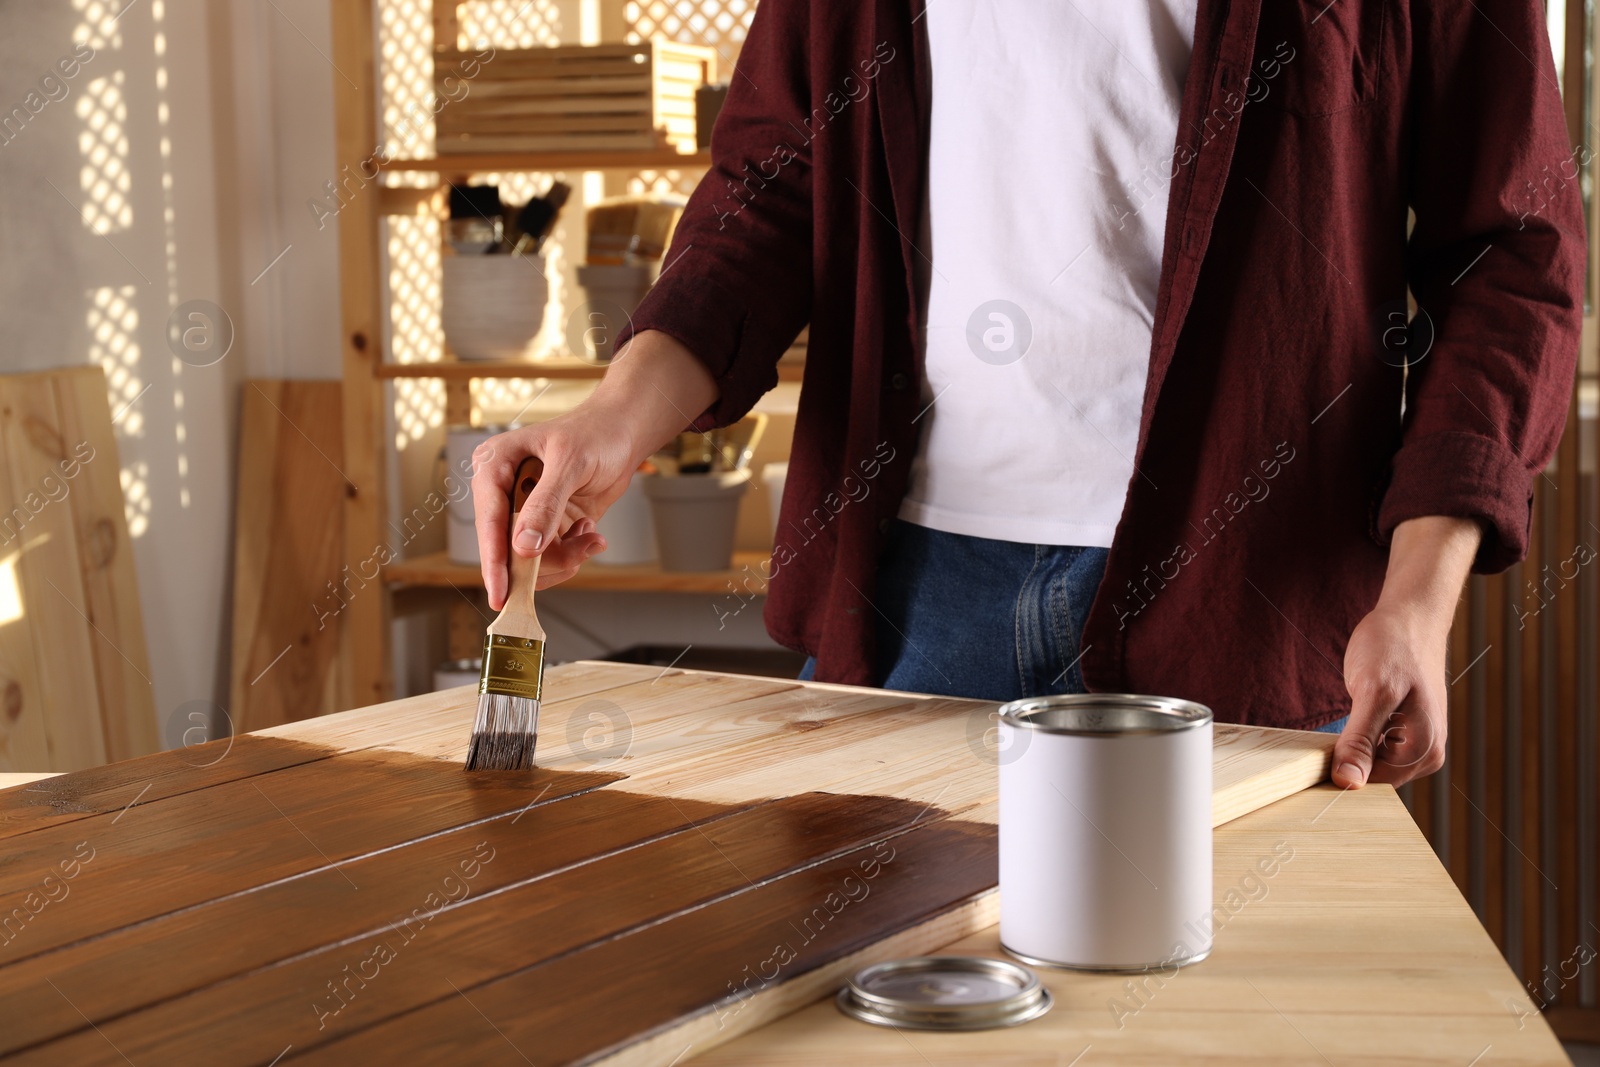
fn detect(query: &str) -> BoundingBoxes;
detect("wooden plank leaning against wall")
[227,382,348,731]
[0,367,158,772]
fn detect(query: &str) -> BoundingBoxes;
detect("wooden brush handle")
[489,456,545,640]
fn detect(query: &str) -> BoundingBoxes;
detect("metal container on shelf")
[445,423,509,566]
[997,693,1213,972]
[432,658,482,692]
[592,469,657,566]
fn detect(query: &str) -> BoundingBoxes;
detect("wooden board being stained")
[227,381,348,731]
[0,366,155,772]
[0,662,1332,1065]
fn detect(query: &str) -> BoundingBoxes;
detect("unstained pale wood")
[0,367,156,773]
[330,0,391,712]
[693,786,1568,1067]
[377,148,711,172]
[371,356,805,381]
[435,41,716,155]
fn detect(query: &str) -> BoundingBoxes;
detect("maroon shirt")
[620,0,1584,727]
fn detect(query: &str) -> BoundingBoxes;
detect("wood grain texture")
[384,548,773,594]
[434,42,716,156]
[694,786,1569,1066]
[3,372,104,771]
[0,366,155,772]
[330,0,391,711]
[0,662,1370,1066]
[53,368,157,764]
[228,381,349,731]
[0,786,736,1054]
[0,660,646,844]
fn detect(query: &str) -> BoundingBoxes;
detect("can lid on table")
[835,956,1052,1030]
[999,692,1212,736]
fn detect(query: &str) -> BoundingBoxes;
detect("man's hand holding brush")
[472,329,719,606]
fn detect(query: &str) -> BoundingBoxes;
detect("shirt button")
[879,518,892,534]
[890,372,909,391]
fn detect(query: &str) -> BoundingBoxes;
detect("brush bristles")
[465,693,540,770]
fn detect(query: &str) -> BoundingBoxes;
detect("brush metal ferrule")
[479,634,545,700]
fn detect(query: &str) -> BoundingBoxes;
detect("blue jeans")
[796,522,1359,729]
[801,520,1109,702]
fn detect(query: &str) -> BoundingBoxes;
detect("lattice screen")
[625,0,755,63]
[617,0,749,195]
[626,168,702,198]
[376,0,574,446]
[459,0,564,48]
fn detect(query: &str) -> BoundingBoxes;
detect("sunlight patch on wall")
[120,461,151,538]
[87,285,142,433]
[75,71,132,235]
[72,0,125,52]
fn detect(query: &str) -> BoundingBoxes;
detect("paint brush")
[465,456,545,771]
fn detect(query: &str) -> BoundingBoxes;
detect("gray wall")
[0,0,345,742]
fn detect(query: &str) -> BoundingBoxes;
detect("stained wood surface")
[0,366,156,772]
[0,662,1338,1064]
[228,381,348,731]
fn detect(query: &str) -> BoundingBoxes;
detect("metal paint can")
[997,693,1213,971]
[445,424,508,566]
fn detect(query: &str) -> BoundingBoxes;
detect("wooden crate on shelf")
[435,40,717,155]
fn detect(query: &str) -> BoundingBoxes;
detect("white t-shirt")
[899,0,1197,547]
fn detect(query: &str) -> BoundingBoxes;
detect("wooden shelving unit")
[386,550,770,595]
[380,150,712,173]
[328,2,749,701]
[375,357,805,381]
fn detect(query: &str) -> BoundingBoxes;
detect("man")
[473,0,1584,793]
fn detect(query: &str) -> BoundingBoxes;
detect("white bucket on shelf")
[441,254,548,361]
[432,659,482,692]
[592,470,657,566]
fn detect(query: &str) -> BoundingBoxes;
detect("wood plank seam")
[0,663,655,842]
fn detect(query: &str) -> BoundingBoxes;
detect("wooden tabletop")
[699,782,1568,1065]
[0,663,1560,1064]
